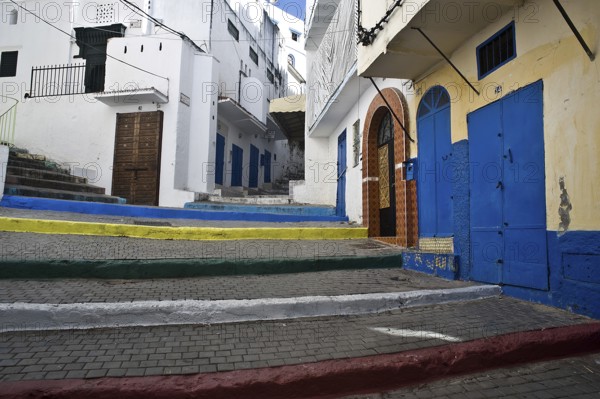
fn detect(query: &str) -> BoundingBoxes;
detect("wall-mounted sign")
[180,93,191,107]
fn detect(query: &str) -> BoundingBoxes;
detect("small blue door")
[231,144,243,187]
[417,86,454,237]
[249,145,259,188]
[468,80,548,290]
[336,131,347,217]
[215,134,225,185]
[264,150,272,183]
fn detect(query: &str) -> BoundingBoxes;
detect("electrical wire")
[7,0,169,81]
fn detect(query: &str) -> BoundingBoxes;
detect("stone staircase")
[3,149,125,204]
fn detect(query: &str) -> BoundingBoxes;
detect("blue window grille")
[477,22,516,79]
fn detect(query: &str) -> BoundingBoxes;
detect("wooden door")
[112,111,163,205]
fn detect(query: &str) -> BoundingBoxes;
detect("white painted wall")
[0,0,291,206]
[0,145,8,201]
[294,77,410,223]
[266,3,306,95]
[216,118,284,188]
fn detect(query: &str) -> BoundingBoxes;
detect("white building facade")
[293,0,415,246]
[0,0,300,206]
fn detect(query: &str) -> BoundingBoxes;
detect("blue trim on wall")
[451,140,471,281]
[0,196,349,223]
[493,230,600,319]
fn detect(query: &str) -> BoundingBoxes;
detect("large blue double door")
[468,81,548,290]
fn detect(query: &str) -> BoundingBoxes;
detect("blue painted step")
[184,202,336,217]
[0,196,349,223]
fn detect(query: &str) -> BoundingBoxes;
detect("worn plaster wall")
[407,0,599,232]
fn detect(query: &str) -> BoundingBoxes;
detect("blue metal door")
[417,86,454,237]
[468,80,548,290]
[231,144,243,187]
[264,150,271,183]
[249,145,259,188]
[215,134,225,185]
[469,101,504,284]
[336,131,347,217]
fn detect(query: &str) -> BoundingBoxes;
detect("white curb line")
[0,285,501,332]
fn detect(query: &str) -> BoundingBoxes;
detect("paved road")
[0,297,591,382]
[0,268,471,304]
[344,354,600,399]
[0,232,402,261]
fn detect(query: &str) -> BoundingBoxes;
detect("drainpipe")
[209,0,214,52]
[67,2,78,62]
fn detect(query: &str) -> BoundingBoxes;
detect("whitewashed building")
[292,0,416,246]
[0,0,302,206]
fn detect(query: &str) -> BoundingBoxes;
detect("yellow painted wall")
[406,0,600,231]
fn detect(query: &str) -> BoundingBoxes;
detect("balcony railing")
[27,63,104,98]
[0,97,18,146]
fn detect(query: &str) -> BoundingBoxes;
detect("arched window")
[287,53,295,66]
[377,110,393,146]
[417,86,450,119]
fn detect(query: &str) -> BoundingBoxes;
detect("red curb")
[2,322,600,399]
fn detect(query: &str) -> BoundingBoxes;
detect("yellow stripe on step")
[0,217,368,241]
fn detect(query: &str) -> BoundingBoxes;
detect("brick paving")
[0,232,402,261]
[0,297,592,382]
[0,268,471,304]
[345,354,600,399]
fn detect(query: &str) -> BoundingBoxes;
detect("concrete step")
[203,195,293,205]
[5,175,104,194]
[7,157,70,175]
[184,202,337,217]
[3,185,125,204]
[0,195,348,222]
[7,166,88,184]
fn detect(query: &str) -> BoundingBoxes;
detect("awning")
[218,97,267,137]
[358,0,522,79]
[269,95,305,141]
[94,87,169,105]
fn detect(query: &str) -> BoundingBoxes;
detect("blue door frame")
[417,86,454,238]
[264,150,272,183]
[249,145,259,188]
[468,80,548,290]
[231,144,243,187]
[215,134,225,185]
[336,131,347,217]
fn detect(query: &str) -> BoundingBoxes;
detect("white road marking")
[369,327,462,342]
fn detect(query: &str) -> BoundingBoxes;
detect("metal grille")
[378,145,390,209]
[96,3,115,24]
[28,64,86,98]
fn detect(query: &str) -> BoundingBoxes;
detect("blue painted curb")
[184,202,336,216]
[0,196,349,223]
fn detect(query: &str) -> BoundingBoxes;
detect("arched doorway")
[417,86,453,237]
[362,87,418,247]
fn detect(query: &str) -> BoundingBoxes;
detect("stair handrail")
[0,96,18,147]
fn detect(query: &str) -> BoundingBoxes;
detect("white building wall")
[216,118,283,188]
[294,72,410,222]
[1,0,290,205]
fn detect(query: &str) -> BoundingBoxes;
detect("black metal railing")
[27,63,105,98]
